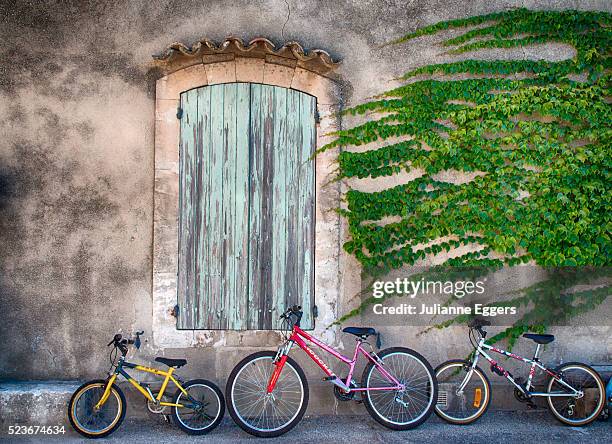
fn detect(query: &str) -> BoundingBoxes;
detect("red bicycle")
[226,305,437,437]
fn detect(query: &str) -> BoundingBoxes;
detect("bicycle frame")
[94,356,189,409]
[267,324,404,394]
[461,336,582,398]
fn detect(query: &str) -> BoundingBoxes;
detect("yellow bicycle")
[68,331,224,438]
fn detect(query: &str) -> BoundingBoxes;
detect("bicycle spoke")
[548,366,603,424]
[73,385,121,434]
[231,356,305,433]
[176,384,221,430]
[435,362,489,423]
[366,351,434,426]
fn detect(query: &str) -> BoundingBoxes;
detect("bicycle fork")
[457,363,476,395]
[94,374,118,410]
[267,341,293,394]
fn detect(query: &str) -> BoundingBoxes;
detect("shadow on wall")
[0,166,17,288]
[0,157,48,377]
[0,164,22,293]
[0,18,163,377]
[0,164,27,375]
[0,140,143,379]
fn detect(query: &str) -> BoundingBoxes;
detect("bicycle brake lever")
[135,334,142,350]
[107,333,122,347]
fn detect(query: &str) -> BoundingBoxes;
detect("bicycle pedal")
[526,401,537,409]
[163,414,171,423]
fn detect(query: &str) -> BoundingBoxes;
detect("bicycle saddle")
[155,357,187,368]
[343,327,377,338]
[523,333,555,344]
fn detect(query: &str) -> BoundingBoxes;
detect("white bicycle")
[435,319,605,426]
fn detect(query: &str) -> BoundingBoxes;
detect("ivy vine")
[324,8,611,344]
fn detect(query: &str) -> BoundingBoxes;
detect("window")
[176,83,316,330]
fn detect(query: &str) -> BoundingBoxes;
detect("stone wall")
[0,0,610,417]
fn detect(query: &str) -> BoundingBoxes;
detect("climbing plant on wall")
[324,8,611,343]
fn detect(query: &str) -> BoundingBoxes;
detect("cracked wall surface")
[0,0,610,415]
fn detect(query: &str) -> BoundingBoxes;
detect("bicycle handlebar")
[468,318,490,340]
[279,305,303,327]
[107,331,145,355]
[279,305,302,319]
[468,318,491,329]
[107,333,122,347]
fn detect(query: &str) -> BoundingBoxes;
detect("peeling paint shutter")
[177,83,316,330]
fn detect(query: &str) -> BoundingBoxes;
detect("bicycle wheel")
[171,379,225,435]
[226,351,308,437]
[434,359,491,424]
[68,379,126,438]
[361,347,437,430]
[547,362,605,426]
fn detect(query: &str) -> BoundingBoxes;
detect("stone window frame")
[152,55,343,348]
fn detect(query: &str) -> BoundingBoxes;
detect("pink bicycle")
[226,306,437,437]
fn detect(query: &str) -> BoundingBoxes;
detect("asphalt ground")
[2,410,610,443]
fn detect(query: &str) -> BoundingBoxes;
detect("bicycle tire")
[546,362,605,426]
[68,379,126,439]
[171,378,225,435]
[226,351,309,437]
[434,359,491,425]
[361,347,437,430]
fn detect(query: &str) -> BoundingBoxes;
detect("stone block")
[263,62,295,88]
[235,57,265,83]
[156,64,208,100]
[291,67,340,105]
[206,60,237,84]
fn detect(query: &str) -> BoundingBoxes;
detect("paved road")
[2,411,610,443]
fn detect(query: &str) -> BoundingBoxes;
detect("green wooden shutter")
[177,83,316,330]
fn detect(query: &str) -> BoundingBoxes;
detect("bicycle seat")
[155,357,187,368]
[343,327,377,338]
[523,334,554,344]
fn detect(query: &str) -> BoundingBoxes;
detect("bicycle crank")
[333,378,358,401]
[512,378,536,408]
[513,378,530,403]
[146,390,171,414]
[324,375,351,392]
[147,399,169,414]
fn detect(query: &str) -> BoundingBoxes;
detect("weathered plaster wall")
[0,0,610,416]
